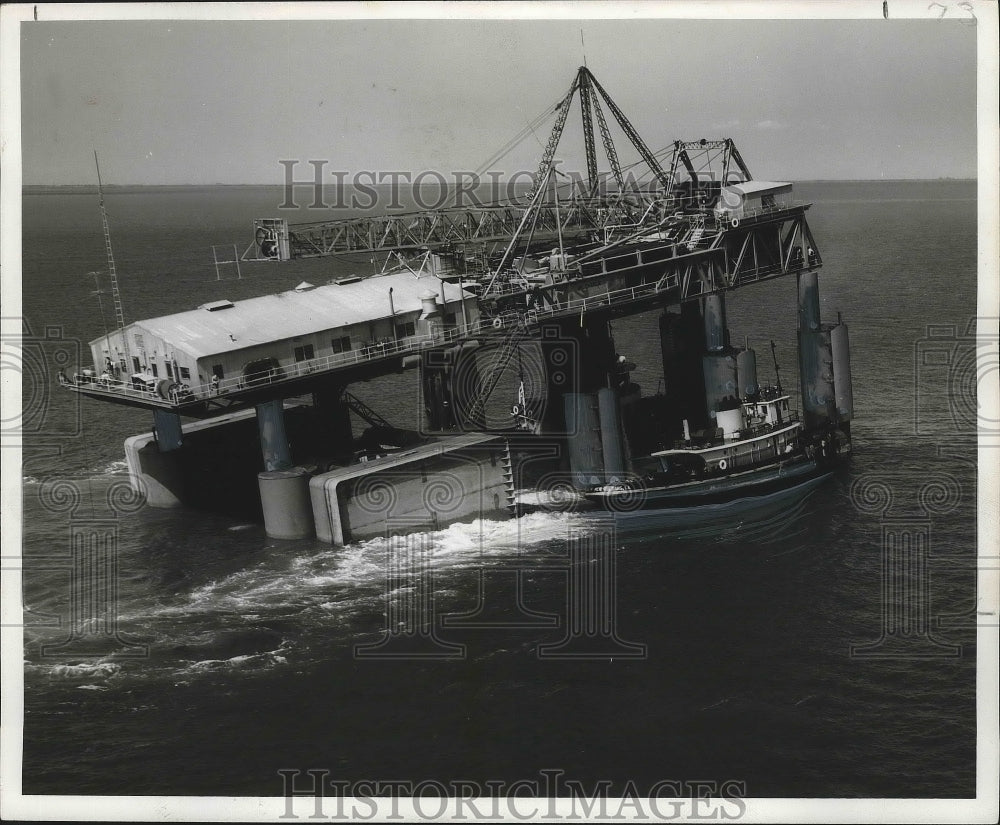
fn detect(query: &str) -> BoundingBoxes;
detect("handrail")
[64,275,684,410]
[66,320,487,406]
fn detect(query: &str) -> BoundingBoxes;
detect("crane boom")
[523,74,580,204]
[584,68,673,192]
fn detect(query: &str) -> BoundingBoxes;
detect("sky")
[17,12,980,184]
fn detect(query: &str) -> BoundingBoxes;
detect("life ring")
[511,404,521,415]
[730,217,740,229]
[718,458,728,471]
[492,317,504,330]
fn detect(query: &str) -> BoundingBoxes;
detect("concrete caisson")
[830,322,854,421]
[736,347,759,399]
[258,468,314,539]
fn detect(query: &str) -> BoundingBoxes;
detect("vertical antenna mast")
[88,270,112,363]
[95,151,130,370]
[770,339,782,394]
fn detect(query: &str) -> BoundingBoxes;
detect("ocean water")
[17,180,979,798]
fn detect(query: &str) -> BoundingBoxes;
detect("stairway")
[500,438,517,514]
[685,223,705,249]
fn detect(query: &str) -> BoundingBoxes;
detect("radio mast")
[95,151,130,371]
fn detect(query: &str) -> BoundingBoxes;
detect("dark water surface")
[19,181,978,797]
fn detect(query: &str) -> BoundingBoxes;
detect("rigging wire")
[473,96,565,179]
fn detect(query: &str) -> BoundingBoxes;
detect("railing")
[65,319,490,407]
[64,271,692,411]
[666,411,801,451]
[714,200,805,225]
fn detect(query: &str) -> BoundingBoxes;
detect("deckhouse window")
[294,344,314,362]
[395,321,416,339]
[331,336,351,354]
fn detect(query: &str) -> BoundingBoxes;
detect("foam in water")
[45,662,121,680]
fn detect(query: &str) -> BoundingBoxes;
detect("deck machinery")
[64,67,851,542]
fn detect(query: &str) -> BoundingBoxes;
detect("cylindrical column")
[312,386,354,459]
[702,352,739,421]
[258,468,314,539]
[798,270,821,332]
[449,342,483,430]
[421,350,454,431]
[703,293,728,351]
[658,307,707,434]
[564,392,604,488]
[736,347,759,399]
[831,322,854,421]
[256,399,292,471]
[798,328,836,428]
[597,387,625,482]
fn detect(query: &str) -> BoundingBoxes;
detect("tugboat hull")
[584,455,837,511]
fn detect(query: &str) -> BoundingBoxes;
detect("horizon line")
[22,177,979,188]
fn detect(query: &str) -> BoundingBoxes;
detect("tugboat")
[583,384,849,510]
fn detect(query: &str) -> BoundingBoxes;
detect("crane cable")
[473,96,566,179]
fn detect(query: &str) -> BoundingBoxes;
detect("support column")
[597,387,626,482]
[797,270,836,428]
[256,399,292,471]
[831,321,854,434]
[701,292,738,423]
[737,347,759,399]
[551,319,619,488]
[536,319,612,435]
[313,385,354,460]
[703,292,728,352]
[798,270,821,333]
[421,349,456,431]
[448,343,483,430]
[564,392,603,488]
[658,303,707,437]
[258,468,314,539]
[537,323,576,434]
